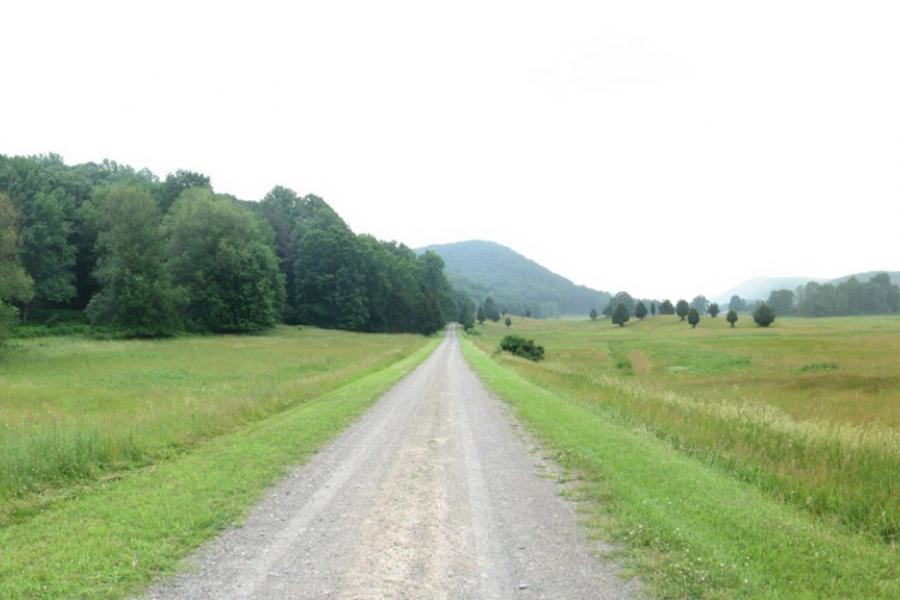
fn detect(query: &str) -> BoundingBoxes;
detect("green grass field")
[0,327,436,597]
[462,315,899,598]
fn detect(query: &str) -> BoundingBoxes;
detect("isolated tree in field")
[483,295,501,322]
[504,316,512,328]
[726,309,738,327]
[676,299,689,321]
[0,193,34,340]
[707,302,720,318]
[687,308,700,328]
[729,295,746,312]
[85,185,181,337]
[660,299,675,315]
[753,302,776,327]
[589,307,598,320]
[635,301,648,320]
[476,304,486,325]
[611,302,630,327]
[650,301,656,316]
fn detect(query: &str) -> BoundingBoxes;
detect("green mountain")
[419,240,610,318]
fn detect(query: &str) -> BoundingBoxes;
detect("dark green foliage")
[676,299,689,321]
[1,193,34,341]
[690,295,710,313]
[165,189,284,332]
[707,302,720,318]
[635,301,648,320]
[458,296,476,330]
[612,302,630,327]
[294,225,368,330]
[659,299,675,315]
[589,307,598,320]
[157,170,210,213]
[767,289,795,315]
[483,295,501,322]
[20,188,76,306]
[729,295,746,312]
[477,305,486,325]
[504,316,512,328]
[420,240,610,318]
[687,308,700,327]
[524,309,532,318]
[795,274,900,316]
[753,302,776,327]
[499,334,544,361]
[726,309,738,327]
[650,301,657,316]
[0,154,455,337]
[83,185,181,337]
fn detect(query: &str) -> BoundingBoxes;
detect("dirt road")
[148,326,630,599]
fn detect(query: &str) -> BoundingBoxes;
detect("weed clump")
[499,335,545,361]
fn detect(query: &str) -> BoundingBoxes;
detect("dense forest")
[421,240,611,318]
[0,154,455,340]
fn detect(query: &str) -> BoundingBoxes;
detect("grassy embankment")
[0,326,437,598]
[461,316,898,598]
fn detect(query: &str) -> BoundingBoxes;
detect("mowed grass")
[0,335,439,598]
[0,326,430,526]
[460,333,898,598]
[467,316,900,544]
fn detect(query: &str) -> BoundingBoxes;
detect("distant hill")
[714,271,900,304]
[419,241,610,318]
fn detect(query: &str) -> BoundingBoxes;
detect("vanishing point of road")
[148,326,631,599]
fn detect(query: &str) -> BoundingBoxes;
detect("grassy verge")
[0,336,438,598]
[469,317,899,543]
[460,333,898,599]
[0,326,426,522]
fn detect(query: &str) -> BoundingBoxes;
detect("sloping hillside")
[420,240,610,318]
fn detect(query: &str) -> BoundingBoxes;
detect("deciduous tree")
[676,299,689,321]
[635,301,648,320]
[612,302,630,327]
[687,308,700,328]
[726,309,738,327]
[753,302,776,327]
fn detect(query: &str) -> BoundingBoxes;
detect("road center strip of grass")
[459,334,898,599]
[0,337,439,599]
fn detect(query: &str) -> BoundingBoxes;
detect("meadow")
[0,328,431,547]
[463,315,899,598]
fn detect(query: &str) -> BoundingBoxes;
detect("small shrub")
[499,334,545,361]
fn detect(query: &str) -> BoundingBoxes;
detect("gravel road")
[147,325,631,599]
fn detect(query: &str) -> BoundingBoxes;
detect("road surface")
[148,326,631,599]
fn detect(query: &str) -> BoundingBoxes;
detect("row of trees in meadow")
[0,154,455,340]
[590,291,778,328]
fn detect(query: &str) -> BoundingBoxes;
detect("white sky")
[2,1,898,299]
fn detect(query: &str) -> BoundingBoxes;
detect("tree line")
[0,154,455,340]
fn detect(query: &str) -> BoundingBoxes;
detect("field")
[0,327,435,597]
[462,315,899,598]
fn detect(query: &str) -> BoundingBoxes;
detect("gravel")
[146,326,633,599]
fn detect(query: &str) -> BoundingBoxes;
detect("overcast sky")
[3,1,898,299]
